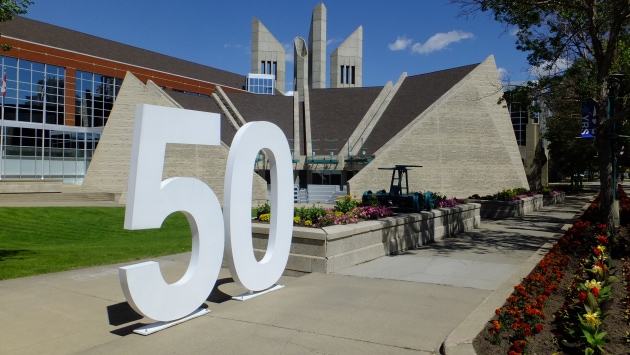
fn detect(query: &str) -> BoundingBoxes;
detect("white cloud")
[509,28,520,36]
[529,58,572,78]
[283,43,293,63]
[411,30,474,54]
[388,36,412,51]
[497,67,510,81]
[327,38,342,47]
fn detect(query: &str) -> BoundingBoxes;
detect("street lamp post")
[608,73,625,226]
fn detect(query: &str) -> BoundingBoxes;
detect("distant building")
[251,3,362,95]
[0,14,529,203]
[246,74,275,95]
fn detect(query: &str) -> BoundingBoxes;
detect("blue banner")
[581,102,596,138]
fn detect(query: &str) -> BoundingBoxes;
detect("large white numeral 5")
[224,122,293,291]
[120,104,224,322]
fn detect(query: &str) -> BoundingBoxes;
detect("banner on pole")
[581,102,596,138]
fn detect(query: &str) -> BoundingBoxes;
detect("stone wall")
[82,72,267,205]
[468,195,544,219]
[249,203,480,274]
[348,56,528,199]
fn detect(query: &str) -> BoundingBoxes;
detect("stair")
[0,192,118,203]
[307,185,346,204]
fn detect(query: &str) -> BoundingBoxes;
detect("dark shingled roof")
[1,17,246,89]
[167,91,239,145]
[364,63,479,155]
[308,87,383,156]
[225,92,295,145]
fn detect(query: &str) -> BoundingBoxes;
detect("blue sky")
[22,0,535,91]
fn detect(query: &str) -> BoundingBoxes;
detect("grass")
[0,207,193,280]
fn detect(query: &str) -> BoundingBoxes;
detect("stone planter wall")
[468,195,543,219]
[248,203,480,275]
[543,192,565,206]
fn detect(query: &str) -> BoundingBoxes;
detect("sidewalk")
[0,188,595,354]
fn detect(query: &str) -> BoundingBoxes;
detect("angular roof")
[167,91,239,145]
[225,92,295,145]
[364,63,479,155]
[1,16,246,89]
[308,87,382,156]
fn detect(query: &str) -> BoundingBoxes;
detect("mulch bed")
[473,257,628,354]
[472,189,630,354]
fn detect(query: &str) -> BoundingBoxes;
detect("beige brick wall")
[348,56,528,199]
[82,72,267,205]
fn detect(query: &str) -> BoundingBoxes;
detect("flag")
[581,102,596,138]
[1,71,5,98]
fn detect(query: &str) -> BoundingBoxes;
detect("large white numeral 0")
[224,122,293,291]
[119,104,224,322]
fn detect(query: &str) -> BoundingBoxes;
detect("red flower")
[591,287,600,298]
[578,291,587,302]
[597,235,609,245]
[593,247,600,255]
[534,324,544,333]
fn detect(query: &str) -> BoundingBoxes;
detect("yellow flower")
[592,265,603,275]
[259,213,270,222]
[597,245,606,254]
[293,216,301,224]
[334,211,343,217]
[585,279,602,291]
[304,220,313,226]
[583,311,601,326]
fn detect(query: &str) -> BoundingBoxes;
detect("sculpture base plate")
[133,308,210,336]
[232,284,285,301]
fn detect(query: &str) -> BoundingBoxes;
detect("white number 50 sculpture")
[119,104,293,322]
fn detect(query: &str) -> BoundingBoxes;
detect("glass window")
[3,56,17,67]
[74,70,121,127]
[31,62,44,72]
[18,68,30,83]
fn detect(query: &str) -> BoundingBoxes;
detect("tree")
[0,0,32,51]
[451,0,630,231]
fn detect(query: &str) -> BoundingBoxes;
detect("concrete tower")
[251,18,286,93]
[308,3,327,89]
[294,37,309,96]
[330,26,363,88]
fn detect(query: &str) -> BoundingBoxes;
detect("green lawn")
[0,207,193,280]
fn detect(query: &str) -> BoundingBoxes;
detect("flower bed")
[466,187,565,219]
[469,188,538,202]
[473,186,630,354]
[256,195,395,228]
[249,203,481,274]
[468,195,543,219]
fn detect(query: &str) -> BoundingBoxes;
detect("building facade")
[0,16,246,183]
[0,13,530,202]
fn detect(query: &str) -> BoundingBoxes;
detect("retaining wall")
[250,203,480,275]
[0,179,63,193]
[543,192,565,206]
[469,193,565,219]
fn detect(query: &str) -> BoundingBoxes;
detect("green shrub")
[294,203,327,225]
[255,202,271,219]
[335,194,360,213]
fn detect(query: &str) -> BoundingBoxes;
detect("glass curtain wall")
[0,57,121,183]
[75,71,122,127]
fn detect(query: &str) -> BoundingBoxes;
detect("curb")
[440,242,554,354]
[440,196,593,355]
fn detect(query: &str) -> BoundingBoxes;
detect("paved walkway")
[0,187,596,354]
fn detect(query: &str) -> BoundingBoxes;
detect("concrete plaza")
[0,186,596,354]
